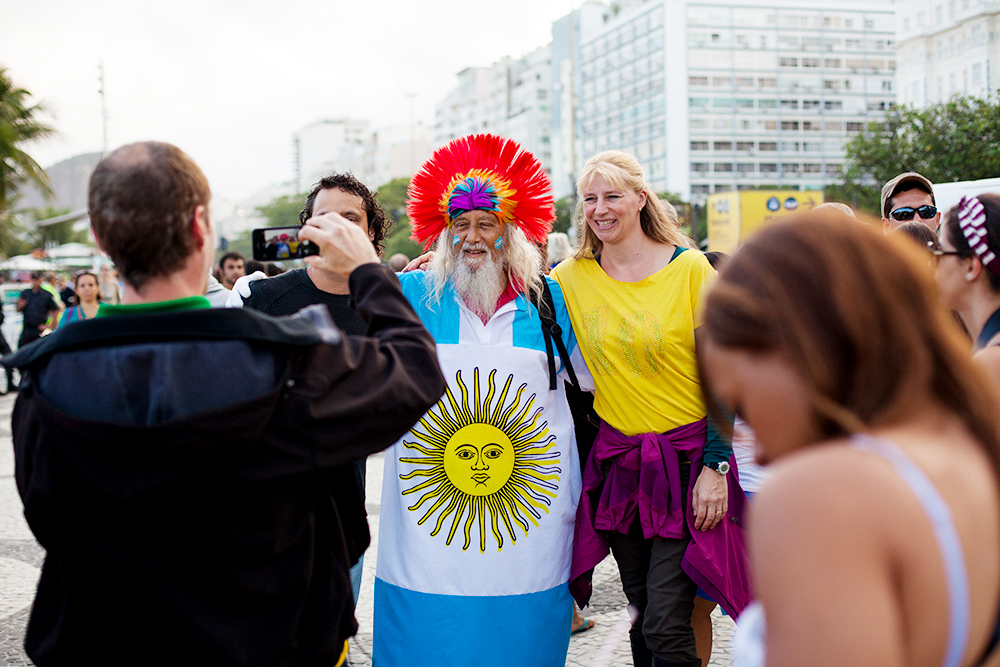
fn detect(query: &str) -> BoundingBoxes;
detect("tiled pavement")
[0,394,735,666]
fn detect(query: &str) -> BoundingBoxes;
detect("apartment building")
[576,0,896,201]
[895,0,1000,106]
[434,47,554,173]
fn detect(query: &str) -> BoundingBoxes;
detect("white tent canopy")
[0,255,55,271]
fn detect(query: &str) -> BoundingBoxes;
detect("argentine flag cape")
[374,271,593,667]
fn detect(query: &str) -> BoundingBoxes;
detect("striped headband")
[958,196,1000,277]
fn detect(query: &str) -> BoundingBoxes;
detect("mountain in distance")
[16,152,102,212]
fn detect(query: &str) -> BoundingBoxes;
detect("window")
[690,98,709,108]
[760,163,778,173]
[691,162,710,173]
[691,185,711,195]
[846,59,865,70]
[691,141,709,150]
[825,121,844,131]
[735,77,754,87]
[759,99,777,109]
[782,163,800,174]
[803,58,821,68]
[825,59,841,68]
[973,63,983,84]
[714,141,733,151]
[714,163,734,172]
[782,121,800,130]
[803,141,822,152]
[802,121,819,131]
[759,142,777,151]
[781,141,800,151]
[759,77,777,88]
[689,76,708,86]
[780,57,799,67]
[826,164,843,175]
[824,80,842,90]
[713,98,734,108]
[737,163,755,173]
[883,80,894,92]
[781,99,799,109]
[868,101,887,111]
[824,100,843,110]
[713,77,732,86]
[736,141,754,151]
[804,164,822,173]
[846,122,864,131]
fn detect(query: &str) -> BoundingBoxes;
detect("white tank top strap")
[734,434,971,667]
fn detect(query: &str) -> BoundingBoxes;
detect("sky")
[1,0,577,203]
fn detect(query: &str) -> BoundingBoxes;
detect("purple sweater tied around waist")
[570,418,754,618]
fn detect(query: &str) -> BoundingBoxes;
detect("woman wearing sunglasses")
[934,193,1000,392]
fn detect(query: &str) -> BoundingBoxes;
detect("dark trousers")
[607,462,699,667]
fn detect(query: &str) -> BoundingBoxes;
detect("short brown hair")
[702,210,1000,476]
[89,142,211,289]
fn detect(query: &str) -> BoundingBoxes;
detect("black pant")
[607,462,699,667]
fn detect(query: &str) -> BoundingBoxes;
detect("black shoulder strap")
[539,278,580,392]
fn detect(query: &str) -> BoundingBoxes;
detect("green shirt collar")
[97,296,211,318]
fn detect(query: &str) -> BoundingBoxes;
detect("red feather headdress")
[407,134,554,250]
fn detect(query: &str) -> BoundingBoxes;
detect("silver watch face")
[717,461,731,475]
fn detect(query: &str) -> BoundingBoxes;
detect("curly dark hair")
[300,173,392,255]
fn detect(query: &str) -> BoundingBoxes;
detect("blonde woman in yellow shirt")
[551,151,750,667]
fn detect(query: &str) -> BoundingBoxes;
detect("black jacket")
[5,264,445,666]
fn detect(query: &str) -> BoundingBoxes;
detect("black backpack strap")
[539,278,580,391]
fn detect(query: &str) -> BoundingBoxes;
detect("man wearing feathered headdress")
[373,134,594,667]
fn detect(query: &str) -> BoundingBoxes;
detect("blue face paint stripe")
[453,235,461,246]
[494,237,504,249]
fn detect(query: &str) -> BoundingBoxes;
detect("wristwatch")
[705,461,730,475]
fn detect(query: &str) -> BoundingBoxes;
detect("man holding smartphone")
[3,142,444,667]
[232,173,392,606]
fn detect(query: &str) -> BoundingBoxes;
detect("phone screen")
[251,226,319,262]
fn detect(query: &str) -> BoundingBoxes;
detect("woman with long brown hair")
[700,211,1000,667]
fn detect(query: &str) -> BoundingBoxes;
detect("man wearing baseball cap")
[881,171,940,233]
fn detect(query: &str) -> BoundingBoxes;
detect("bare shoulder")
[974,345,1000,395]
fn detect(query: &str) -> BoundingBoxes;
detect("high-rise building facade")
[434,47,554,173]
[895,0,1000,107]
[576,0,896,201]
[294,119,370,192]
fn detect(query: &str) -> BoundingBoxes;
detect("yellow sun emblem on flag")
[399,367,562,553]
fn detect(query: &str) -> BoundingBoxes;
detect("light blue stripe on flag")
[397,271,459,344]
[373,578,573,667]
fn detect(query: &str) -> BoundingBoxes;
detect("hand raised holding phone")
[298,212,380,279]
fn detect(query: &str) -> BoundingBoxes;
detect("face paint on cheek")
[453,235,461,247]
[494,237,504,250]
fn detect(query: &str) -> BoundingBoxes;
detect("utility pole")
[406,93,418,174]
[98,62,108,157]
[567,6,577,200]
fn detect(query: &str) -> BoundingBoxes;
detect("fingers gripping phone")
[252,227,320,262]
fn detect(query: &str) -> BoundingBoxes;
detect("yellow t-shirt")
[551,249,714,436]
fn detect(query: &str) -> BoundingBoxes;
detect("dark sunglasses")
[890,205,938,221]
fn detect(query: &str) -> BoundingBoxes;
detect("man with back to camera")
[228,172,394,605]
[881,171,940,233]
[218,251,246,289]
[2,141,445,667]
[16,271,61,348]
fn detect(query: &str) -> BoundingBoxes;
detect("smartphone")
[251,226,319,262]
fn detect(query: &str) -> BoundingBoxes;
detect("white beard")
[453,244,506,321]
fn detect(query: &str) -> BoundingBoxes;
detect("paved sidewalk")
[0,394,735,666]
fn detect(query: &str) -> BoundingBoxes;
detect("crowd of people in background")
[5,136,1000,667]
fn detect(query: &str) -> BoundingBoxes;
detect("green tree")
[255,193,307,228]
[553,196,577,234]
[0,67,55,212]
[26,206,90,246]
[837,94,1000,216]
[377,177,424,260]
